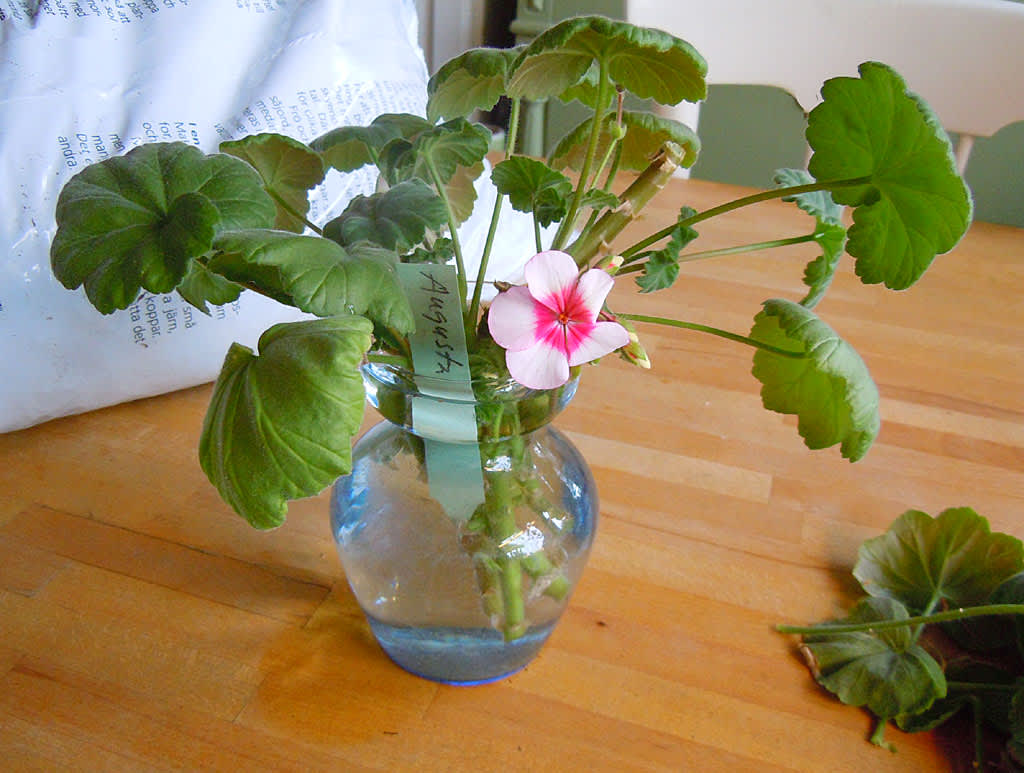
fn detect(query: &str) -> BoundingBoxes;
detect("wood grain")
[1,176,1021,771]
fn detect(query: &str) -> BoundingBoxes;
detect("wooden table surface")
[2,175,1022,772]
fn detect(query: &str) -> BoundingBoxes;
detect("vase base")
[366,616,555,685]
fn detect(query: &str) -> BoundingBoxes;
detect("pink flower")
[488,250,630,389]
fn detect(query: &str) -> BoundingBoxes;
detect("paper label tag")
[395,263,484,521]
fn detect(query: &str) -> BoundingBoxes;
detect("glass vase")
[330,362,597,685]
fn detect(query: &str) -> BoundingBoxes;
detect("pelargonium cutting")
[50,15,973,533]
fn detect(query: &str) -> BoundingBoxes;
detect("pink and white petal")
[523,250,579,313]
[566,320,631,366]
[488,286,543,351]
[506,339,571,389]
[572,268,615,323]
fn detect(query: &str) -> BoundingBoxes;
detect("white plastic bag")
[0,0,428,432]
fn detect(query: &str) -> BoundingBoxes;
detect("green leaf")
[897,660,1019,734]
[992,572,1024,658]
[492,156,573,228]
[321,179,447,252]
[556,63,614,111]
[751,298,880,460]
[636,207,698,293]
[199,316,372,529]
[1010,690,1024,767]
[806,61,973,290]
[579,188,620,211]
[550,110,699,172]
[507,16,706,106]
[176,260,242,313]
[774,168,844,225]
[773,168,848,308]
[311,113,433,173]
[51,142,276,313]
[853,507,1024,612]
[404,237,455,265]
[209,230,414,333]
[382,118,492,187]
[427,46,522,122]
[220,133,326,232]
[802,596,947,720]
[445,160,484,225]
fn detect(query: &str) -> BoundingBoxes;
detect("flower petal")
[524,250,579,314]
[506,338,570,389]
[566,320,631,366]
[488,285,542,351]
[572,268,615,323]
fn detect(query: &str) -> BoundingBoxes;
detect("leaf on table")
[550,110,700,172]
[806,61,973,290]
[209,230,414,333]
[507,16,706,107]
[322,179,447,253]
[801,596,947,720]
[636,206,698,293]
[897,659,1019,734]
[219,133,326,232]
[853,507,1024,613]
[492,157,573,228]
[51,142,276,313]
[176,260,242,313]
[199,316,372,529]
[750,298,880,460]
[427,46,523,121]
[311,113,433,173]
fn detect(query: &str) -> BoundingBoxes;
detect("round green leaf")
[199,316,373,529]
[853,507,1024,612]
[507,16,706,106]
[491,156,572,227]
[210,230,415,333]
[51,142,276,313]
[803,597,947,720]
[220,133,326,232]
[427,46,523,122]
[311,113,433,173]
[807,62,973,290]
[751,298,880,460]
[321,179,447,253]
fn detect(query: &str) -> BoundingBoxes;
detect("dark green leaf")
[492,157,573,228]
[220,133,326,232]
[636,207,698,293]
[209,230,414,333]
[853,507,1024,612]
[802,596,947,720]
[176,260,242,313]
[199,316,372,529]
[311,113,433,173]
[427,46,523,122]
[807,62,973,289]
[51,142,275,313]
[751,299,880,460]
[322,179,447,252]
[404,237,455,265]
[550,110,699,172]
[387,118,492,187]
[992,572,1024,658]
[507,16,706,106]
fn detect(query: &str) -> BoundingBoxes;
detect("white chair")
[625,0,1024,173]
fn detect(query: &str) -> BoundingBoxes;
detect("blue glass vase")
[331,363,597,685]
